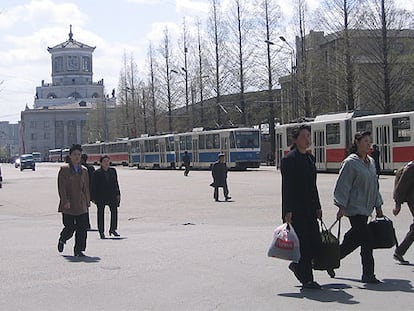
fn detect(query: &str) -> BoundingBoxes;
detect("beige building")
[21,26,115,158]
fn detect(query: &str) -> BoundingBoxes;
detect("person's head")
[184,151,188,155]
[100,155,110,170]
[290,124,311,153]
[350,131,372,156]
[218,153,225,163]
[372,144,378,150]
[69,144,82,165]
[81,153,88,163]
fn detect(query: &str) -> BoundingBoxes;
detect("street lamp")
[279,36,297,121]
[264,38,276,163]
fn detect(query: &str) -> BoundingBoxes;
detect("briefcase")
[368,216,397,249]
[313,219,341,271]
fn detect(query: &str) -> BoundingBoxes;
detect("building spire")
[69,24,73,41]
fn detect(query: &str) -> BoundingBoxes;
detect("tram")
[275,110,414,173]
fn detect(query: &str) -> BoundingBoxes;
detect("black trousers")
[97,203,118,233]
[59,213,89,253]
[292,216,321,284]
[341,215,375,277]
[184,164,190,176]
[214,183,229,200]
[396,201,414,256]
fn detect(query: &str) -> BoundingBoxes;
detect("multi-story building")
[0,121,20,160]
[280,29,414,121]
[21,26,115,158]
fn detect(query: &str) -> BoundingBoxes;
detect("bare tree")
[148,42,158,134]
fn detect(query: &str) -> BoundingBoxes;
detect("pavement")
[0,163,413,311]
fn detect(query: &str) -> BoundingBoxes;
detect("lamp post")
[264,37,276,163]
[279,36,297,121]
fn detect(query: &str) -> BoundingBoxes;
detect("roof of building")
[47,25,95,52]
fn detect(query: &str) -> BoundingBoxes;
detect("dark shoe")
[109,230,120,237]
[361,275,381,284]
[99,232,105,239]
[57,240,64,253]
[393,253,410,265]
[225,196,231,201]
[214,199,219,202]
[74,251,86,257]
[327,269,335,278]
[288,262,303,283]
[302,281,322,289]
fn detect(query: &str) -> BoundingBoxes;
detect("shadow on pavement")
[104,237,128,240]
[278,284,359,304]
[62,255,101,263]
[359,278,414,292]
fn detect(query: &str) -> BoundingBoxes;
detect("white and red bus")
[275,110,414,173]
[82,143,103,165]
[102,140,129,166]
[48,149,62,162]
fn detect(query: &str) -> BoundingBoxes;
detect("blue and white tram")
[188,127,261,170]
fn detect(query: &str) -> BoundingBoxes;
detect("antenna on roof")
[69,24,73,41]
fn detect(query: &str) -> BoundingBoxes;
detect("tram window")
[392,117,411,142]
[206,134,214,149]
[180,136,186,150]
[356,121,372,133]
[213,134,220,149]
[199,135,206,149]
[186,136,192,150]
[326,123,340,145]
[230,131,236,148]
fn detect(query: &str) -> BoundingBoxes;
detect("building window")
[54,56,63,72]
[44,132,50,140]
[31,133,37,140]
[326,123,340,145]
[392,117,411,142]
[30,121,37,129]
[44,121,50,129]
[82,56,90,72]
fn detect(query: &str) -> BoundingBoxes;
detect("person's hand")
[63,202,70,209]
[284,212,292,224]
[336,207,344,220]
[316,209,322,219]
[393,203,401,216]
[376,207,384,218]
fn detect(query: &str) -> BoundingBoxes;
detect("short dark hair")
[81,153,88,161]
[100,155,110,163]
[292,124,311,140]
[69,144,82,154]
[350,131,372,154]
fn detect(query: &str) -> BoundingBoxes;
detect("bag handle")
[323,218,341,240]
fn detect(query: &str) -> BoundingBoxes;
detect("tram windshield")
[231,130,260,149]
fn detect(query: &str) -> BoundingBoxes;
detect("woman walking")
[91,155,121,239]
[281,125,323,289]
[333,131,384,283]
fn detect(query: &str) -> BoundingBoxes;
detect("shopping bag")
[267,223,300,262]
[313,219,341,270]
[368,216,397,249]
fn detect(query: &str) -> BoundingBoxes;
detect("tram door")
[375,125,392,171]
[159,139,166,165]
[313,130,326,171]
[221,136,230,165]
[192,138,199,165]
[275,133,283,169]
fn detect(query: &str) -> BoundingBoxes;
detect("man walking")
[211,153,231,202]
[182,151,191,176]
[393,161,414,264]
[57,144,91,257]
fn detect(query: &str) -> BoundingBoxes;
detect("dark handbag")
[313,219,341,270]
[368,216,397,249]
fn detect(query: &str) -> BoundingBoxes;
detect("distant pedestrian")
[57,144,91,257]
[281,124,323,289]
[371,144,381,176]
[211,153,231,202]
[333,131,384,283]
[392,161,414,265]
[81,153,95,230]
[182,151,191,176]
[91,155,121,239]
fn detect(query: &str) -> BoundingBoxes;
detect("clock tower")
[34,25,105,108]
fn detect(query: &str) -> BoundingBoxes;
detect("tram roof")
[314,111,373,122]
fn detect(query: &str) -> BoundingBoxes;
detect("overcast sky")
[0,0,413,123]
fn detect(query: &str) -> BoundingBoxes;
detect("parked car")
[20,154,35,171]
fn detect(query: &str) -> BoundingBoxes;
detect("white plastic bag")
[267,223,301,262]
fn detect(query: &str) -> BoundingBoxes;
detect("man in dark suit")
[182,151,191,176]
[211,153,231,202]
[91,155,121,239]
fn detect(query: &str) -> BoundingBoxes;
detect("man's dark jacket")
[211,161,228,187]
[91,167,121,206]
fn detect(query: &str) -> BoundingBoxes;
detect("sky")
[0,0,413,123]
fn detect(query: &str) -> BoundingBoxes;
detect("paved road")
[0,163,413,310]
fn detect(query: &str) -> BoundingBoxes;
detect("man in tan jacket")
[393,161,414,264]
[57,144,91,257]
